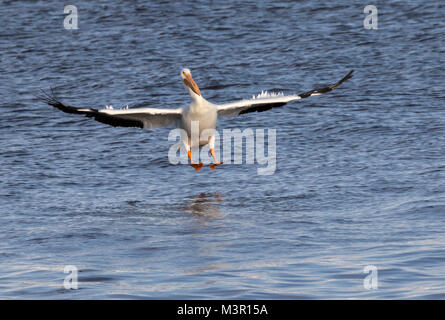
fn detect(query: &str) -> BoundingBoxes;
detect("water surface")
[0,0,444,299]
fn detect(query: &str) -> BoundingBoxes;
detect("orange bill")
[183,73,201,96]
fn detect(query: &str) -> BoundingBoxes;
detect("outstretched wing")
[216,70,354,117]
[39,90,182,129]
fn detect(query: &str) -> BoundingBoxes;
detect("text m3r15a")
[177,304,268,317]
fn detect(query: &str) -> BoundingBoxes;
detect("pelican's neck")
[188,88,204,103]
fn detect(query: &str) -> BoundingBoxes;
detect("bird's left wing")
[217,70,354,117]
[39,91,182,129]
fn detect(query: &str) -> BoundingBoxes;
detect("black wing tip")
[36,88,61,107]
[38,88,144,129]
[298,69,354,99]
[37,88,94,115]
[343,69,354,81]
[333,69,354,87]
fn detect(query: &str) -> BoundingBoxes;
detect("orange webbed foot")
[191,163,204,171]
[209,161,223,171]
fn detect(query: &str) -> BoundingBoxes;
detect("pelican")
[39,68,354,171]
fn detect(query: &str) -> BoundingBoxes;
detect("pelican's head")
[181,68,201,97]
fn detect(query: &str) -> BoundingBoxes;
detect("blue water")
[0,0,444,299]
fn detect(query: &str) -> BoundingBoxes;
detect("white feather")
[252,90,284,100]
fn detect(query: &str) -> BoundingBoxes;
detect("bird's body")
[180,95,218,147]
[40,68,354,171]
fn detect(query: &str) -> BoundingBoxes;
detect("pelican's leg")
[186,145,203,172]
[208,135,223,171]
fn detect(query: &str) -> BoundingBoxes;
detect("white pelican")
[40,68,354,171]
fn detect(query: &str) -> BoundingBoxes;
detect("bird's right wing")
[39,91,182,129]
[217,70,354,117]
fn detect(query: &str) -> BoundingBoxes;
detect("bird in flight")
[40,68,354,171]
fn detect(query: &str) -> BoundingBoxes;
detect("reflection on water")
[184,263,230,277]
[181,193,231,278]
[184,193,224,219]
